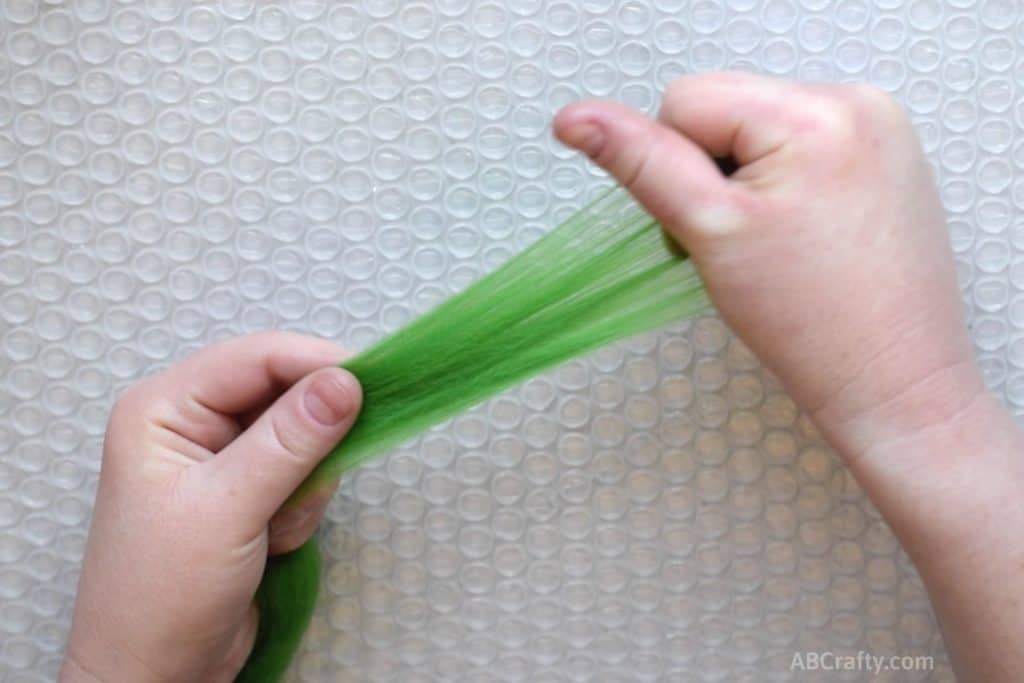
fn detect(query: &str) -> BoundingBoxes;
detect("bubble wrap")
[0,1,1020,681]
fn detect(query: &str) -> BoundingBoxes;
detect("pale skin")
[62,72,1022,681]
[61,332,361,681]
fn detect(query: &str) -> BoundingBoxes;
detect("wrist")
[808,344,988,469]
[809,354,1024,548]
[816,366,1024,683]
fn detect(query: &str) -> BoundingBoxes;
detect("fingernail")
[565,122,605,158]
[304,370,356,426]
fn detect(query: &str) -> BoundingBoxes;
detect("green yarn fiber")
[239,187,710,681]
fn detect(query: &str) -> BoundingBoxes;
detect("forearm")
[559,70,1017,681]
[820,373,1024,682]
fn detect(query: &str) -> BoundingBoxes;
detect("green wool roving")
[238,187,711,681]
[235,539,320,683]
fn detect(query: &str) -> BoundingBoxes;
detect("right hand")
[556,71,1024,683]
[554,72,982,466]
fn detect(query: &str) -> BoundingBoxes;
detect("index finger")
[130,331,349,454]
[161,331,349,414]
[657,71,798,166]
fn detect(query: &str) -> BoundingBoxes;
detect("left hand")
[60,332,361,682]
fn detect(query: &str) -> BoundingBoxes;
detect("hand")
[555,71,981,463]
[557,72,1024,682]
[61,332,361,682]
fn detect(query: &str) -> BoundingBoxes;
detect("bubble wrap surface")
[0,1,1020,681]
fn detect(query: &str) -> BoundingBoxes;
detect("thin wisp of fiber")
[294,187,709,500]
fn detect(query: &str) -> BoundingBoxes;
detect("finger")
[136,331,349,453]
[267,479,339,555]
[656,71,797,166]
[554,99,744,243]
[200,367,361,532]
[160,331,348,414]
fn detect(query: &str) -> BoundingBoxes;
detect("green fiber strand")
[235,538,321,683]
[295,187,709,499]
[240,187,711,682]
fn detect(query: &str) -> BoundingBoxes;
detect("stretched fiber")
[239,187,710,681]
[295,187,709,499]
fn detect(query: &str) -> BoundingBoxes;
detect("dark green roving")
[235,539,320,683]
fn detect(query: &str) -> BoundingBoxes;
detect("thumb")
[201,367,362,538]
[553,100,746,246]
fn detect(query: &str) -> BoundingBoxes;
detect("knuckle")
[661,72,713,116]
[269,408,316,466]
[662,71,719,109]
[849,83,901,116]
[107,382,145,430]
[804,96,861,146]
[793,85,909,161]
[861,90,908,131]
[109,384,134,416]
[616,132,658,194]
[102,381,153,468]
[823,84,906,133]
[662,76,688,109]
